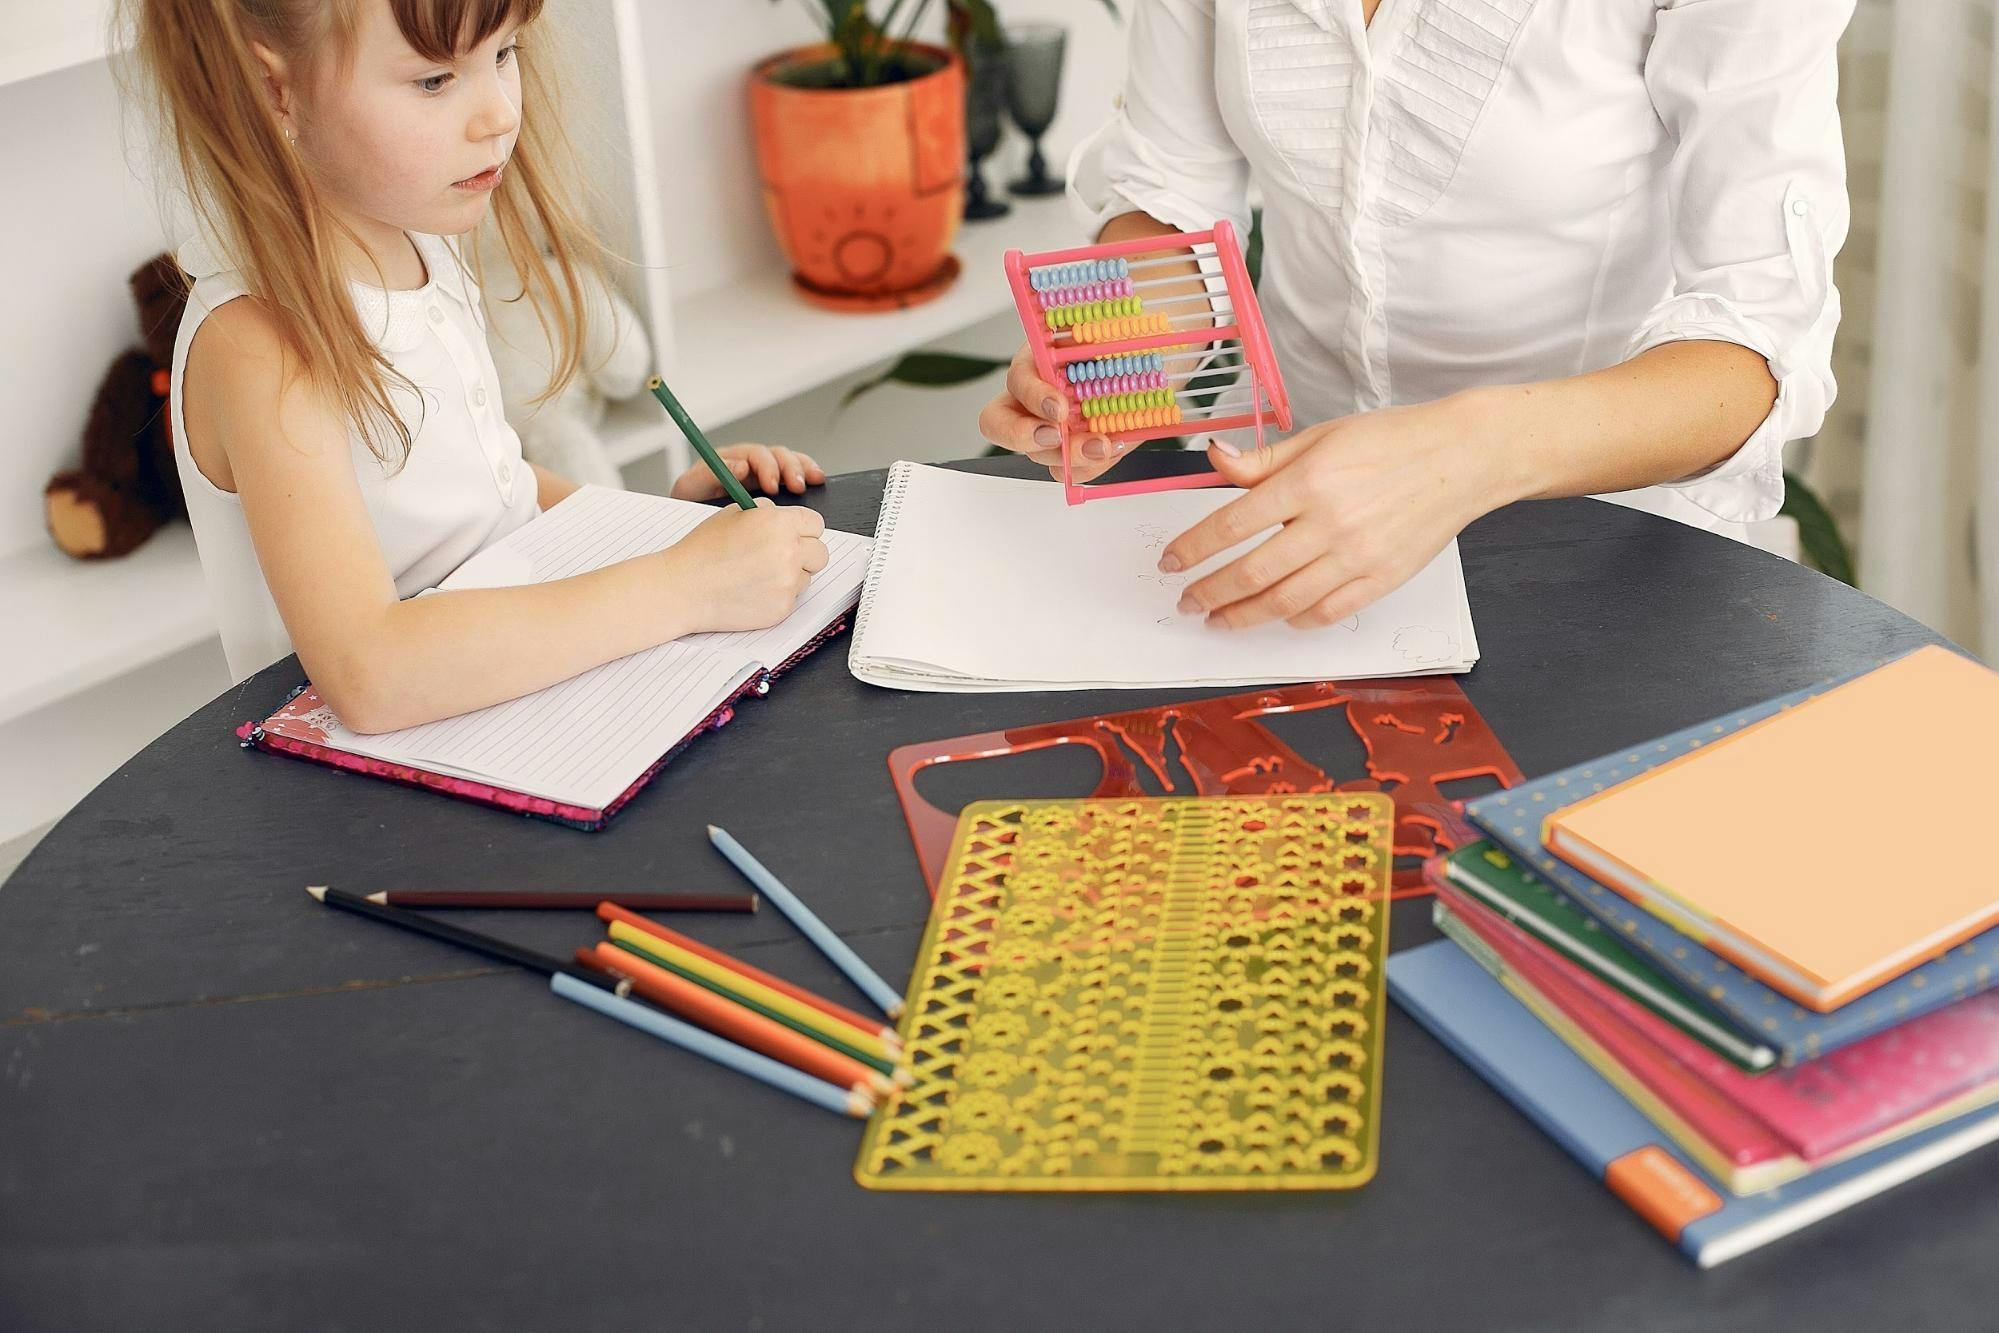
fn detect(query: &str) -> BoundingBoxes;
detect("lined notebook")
[848,462,1479,691]
[240,486,872,827]
[1542,645,1999,1010]
[1388,939,1999,1269]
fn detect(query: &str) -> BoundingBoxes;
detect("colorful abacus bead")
[1028,258,1129,290]
[1064,351,1166,385]
[1034,277,1135,311]
[1070,313,1174,344]
[1044,296,1144,332]
[1072,369,1169,400]
[1089,403,1183,434]
[1079,387,1175,419]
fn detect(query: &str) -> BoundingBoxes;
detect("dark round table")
[1,454,1978,1332]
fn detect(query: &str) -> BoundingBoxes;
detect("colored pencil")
[603,936,898,1075]
[605,919,898,1065]
[647,375,756,510]
[363,890,758,913]
[549,972,875,1119]
[583,944,901,1097]
[306,885,624,994]
[596,902,900,1048]
[707,824,906,1018]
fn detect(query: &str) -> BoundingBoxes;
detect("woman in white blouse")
[979,0,1851,631]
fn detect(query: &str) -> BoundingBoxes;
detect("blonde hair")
[125,0,600,465]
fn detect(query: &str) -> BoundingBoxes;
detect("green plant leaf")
[840,351,1011,409]
[1780,469,1856,585]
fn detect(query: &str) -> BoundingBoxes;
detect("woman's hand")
[670,443,826,500]
[1162,396,1509,630]
[977,344,1127,482]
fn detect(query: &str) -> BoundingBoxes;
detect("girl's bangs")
[389,0,543,62]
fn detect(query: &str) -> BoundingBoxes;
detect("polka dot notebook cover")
[856,795,1392,1191]
[1466,648,1999,1066]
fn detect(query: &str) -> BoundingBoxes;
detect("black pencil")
[305,885,626,994]
[360,890,758,913]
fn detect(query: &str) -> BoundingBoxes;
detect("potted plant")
[752,2,970,310]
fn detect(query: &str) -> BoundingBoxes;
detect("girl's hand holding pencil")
[670,443,827,501]
[657,502,830,634]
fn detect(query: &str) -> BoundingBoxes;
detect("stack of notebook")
[1387,644,1999,1267]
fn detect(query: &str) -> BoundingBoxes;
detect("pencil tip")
[646,375,662,389]
[706,824,721,836]
[306,885,328,902]
[364,891,386,904]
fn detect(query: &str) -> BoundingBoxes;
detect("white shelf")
[0,0,120,90]
[0,524,214,725]
[605,192,1082,468]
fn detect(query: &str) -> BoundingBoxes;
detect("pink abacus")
[1003,220,1292,505]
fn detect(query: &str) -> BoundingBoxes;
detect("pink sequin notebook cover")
[1442,882,1999,1164]
[237,616,849,830]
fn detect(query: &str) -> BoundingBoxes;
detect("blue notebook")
[1388,940,1999,1268]
[1464,660,1999,1066]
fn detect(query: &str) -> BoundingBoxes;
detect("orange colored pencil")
[582,945,895,1098]
[595,902,901,1050]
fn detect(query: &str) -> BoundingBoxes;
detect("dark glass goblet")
[1005,23,1067,197]
[964,40,1011,221]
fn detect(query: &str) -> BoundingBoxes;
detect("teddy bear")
[481,244,652,491]
[43,254,190,559]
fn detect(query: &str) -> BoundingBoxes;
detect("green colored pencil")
[607,937,898,1077]
[647,375,755,510]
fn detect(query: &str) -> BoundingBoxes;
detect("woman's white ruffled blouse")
[1069,0,1853,531]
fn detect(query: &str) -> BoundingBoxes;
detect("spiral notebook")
[239,486,872,828]
[847,462,1478,691]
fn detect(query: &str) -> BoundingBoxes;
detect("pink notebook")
[237,486,873,829]
[1440,883,1999,1189]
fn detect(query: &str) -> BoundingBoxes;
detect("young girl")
[134,0,830,733]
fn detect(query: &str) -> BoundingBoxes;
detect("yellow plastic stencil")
[856,794,1393,1192]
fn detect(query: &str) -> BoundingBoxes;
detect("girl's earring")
[283,124,298,147]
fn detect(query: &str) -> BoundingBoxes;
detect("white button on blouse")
[1068,0,1853,533]
[169,231,540,681]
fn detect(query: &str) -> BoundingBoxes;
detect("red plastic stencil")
[888,678,1522,899]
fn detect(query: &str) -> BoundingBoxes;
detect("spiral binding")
[847,459,915,669]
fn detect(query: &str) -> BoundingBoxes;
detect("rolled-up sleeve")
[1629,0,1854,524]
[1067,0,1252,240]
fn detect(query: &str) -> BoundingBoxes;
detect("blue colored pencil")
[706,824,906,1018]
[549,972,875,1118]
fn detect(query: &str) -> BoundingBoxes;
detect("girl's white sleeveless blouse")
[169,232,539,682]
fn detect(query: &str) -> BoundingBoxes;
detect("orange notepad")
[1544,646,1999,1011]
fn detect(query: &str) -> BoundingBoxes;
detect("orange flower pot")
[749,43,966,311]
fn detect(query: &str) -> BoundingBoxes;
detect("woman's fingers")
[1174,523,1324,618]
[1203,553,1354,631]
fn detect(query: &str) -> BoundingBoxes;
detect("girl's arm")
[185,299,827,734]
[533,462,580,509]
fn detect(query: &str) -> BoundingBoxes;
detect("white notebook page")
[850,463,1477,691]
[284,486,871,810]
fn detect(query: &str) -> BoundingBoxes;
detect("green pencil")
[647,374,755,510]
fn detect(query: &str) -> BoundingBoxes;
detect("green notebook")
[1435,843,1777,1073]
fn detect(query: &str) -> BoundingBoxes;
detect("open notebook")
[239,486,872,828]
[849,462,1479,691]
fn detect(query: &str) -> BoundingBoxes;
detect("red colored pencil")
[595,901,901,1049]
[363,890,758,913]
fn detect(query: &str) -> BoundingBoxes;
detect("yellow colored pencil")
[605,920,898,1066]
